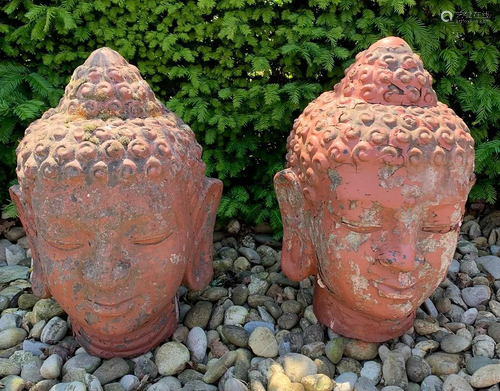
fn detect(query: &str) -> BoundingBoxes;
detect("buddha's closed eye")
[340,217,382,233]
[45,239,84,251]
[421,222,460,234]
[131,231,174,246]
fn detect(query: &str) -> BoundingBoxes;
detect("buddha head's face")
[274,37,475,327]
[11,48,222,355]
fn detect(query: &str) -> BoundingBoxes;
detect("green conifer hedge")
[1,0,499,229]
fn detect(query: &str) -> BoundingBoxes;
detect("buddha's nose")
[379,244,422,272]
[83,242,130,290]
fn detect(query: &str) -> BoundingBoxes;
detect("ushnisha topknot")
[16,47,204,192]
[286,37,475,193]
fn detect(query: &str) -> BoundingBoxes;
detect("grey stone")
[0,327,27,349]
[462,286,491,307]
[147,376,181,390]
[456,240,478,255]
[476,255,500,279]
[243,321,275,334]
[0,313,21,331]
[233,348,252,382]
[277,312,299,330]
[9,350,40,367]
[200,287,228,301]
[470,363,500,388]
[21,360,43,383]
[231,284,249,306]
[344,340,379,361]
[421,375,443,391]
[425,353,461,376]
[92,358,129,385]
[32,299,65,323]
[85,374,103,391]
[40,317,68,344]
[466,355,495,375]
[181,380,217,391]
[238,247,261,264]
[460,259,479,276]
[440,334,471,353]
[21,340,50,357]
[0,295,9,311]
[0,357,21,377]
[223,305,248,326]
[334,372,358,391]
[133,357,157,380]
[360,361,382,385]
[221,325,249,347]
[5,244,26,266]
[183,301,213,329]
[382,352,407,389]
[202,351,237,384]
[118,375,139,391]
[248,326,278,358]
[337,358,362,376]
[0,265,29,283]
[62,354,102,376]
[488,322,500,343]
[248,275,270,295]
[301,342,325,359]
[0,239,12,263]
[460,308,478,325]
[186,326,207,363]
[354,376,378,391]
[442,374,473,391]
[406,355,431,383]
[155,342,190,377]
[0,375,25,391]
[472,334,496,358]
[41,354,63,379]
[51,382,87,391]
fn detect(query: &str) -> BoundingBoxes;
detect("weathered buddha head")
[274,37,475,341]
[11,48,222,357]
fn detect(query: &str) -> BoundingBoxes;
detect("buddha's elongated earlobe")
[9,185,51,298]
[183,177,223,291]
[274,169,317,281]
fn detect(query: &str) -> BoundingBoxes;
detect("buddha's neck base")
[313,282,414,342]
[71,298,178,358]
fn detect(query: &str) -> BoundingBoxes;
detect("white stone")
[360,361,382,385]
[248,327,278,358]
[154,342,190,376]
[224,306,248,326]
[187,326,207,363]
[40,354,63,379]
[119,374,140,391]
[334,372,358,391]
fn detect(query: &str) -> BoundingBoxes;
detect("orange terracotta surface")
[11,48,222,357]
[274,37,475,342]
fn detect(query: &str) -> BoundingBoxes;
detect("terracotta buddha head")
[11,48,222,357]
[274,37,475,342]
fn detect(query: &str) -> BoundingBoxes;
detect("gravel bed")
[0,210,500,391]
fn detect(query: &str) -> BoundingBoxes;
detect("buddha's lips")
[86,297,134,316]
[373,281,416,300]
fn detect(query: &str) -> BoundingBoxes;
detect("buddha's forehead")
[323,163,468,210]
[31,180,176,223]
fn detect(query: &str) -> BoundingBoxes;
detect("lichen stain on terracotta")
[274,36,475,342]
[11,47,222,357]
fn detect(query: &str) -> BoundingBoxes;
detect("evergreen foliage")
[1,0,499,229]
